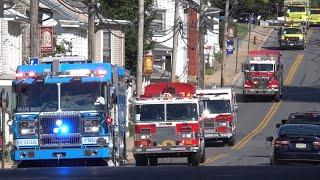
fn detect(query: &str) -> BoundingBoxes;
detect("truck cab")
[196,88,238,146]
[11,57,131,166]
[309,8,320,26]
[279,23,306,49]
[284,0,310,27]
[242,50,283,102]
[131,82,205,166]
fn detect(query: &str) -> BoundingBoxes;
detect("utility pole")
[198,0,206,89]
[30,0,40,58]
[220,0,230,87]
[171,0,179,82]
[88,0,96,60]
[136,0,144,96]
[247,13,254,52]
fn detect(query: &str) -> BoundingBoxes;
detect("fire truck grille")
[156,126,176,145]
[252,77,269,88]
[285,37,299,42]
[203,120,215,129]
[40,134,81,147]
[38,115,82,147]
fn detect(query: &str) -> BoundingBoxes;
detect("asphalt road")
[1,28,320,179]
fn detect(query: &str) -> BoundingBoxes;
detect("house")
[151,0,220,83]
[40,0,129,66]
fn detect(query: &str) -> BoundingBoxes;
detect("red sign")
[40,26,54,53]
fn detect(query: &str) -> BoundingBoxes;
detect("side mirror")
[281,119,287,124]
[234,105,239,112]
[276,123,282,128]
[266,136,273,142]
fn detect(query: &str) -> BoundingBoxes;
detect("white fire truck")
[131,82,205,166]
[197,88,238,146]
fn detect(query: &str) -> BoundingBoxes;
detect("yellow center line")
[201,153,230,166]
[203,52,305,165]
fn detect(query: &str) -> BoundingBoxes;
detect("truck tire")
[135,155,148,166]
[274,92,280,102]
[149,157,158,166]
[188,153,200,166]
[227,136,236,146]
[242,95,248,102]
[200,147,206,163]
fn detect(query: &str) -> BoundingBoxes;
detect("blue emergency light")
[53,119,70,134]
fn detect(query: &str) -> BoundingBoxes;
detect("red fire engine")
[242,50,283,102]
[131,82,205,166]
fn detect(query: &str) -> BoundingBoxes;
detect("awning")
[3,9,29,22]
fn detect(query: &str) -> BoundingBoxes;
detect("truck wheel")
[274,93,280,102]
[149,157,158,166]
[200,147,206,163]
[242,95,248,102]
[188,153,200,166]
[135,155,148,166]
[227,136,235,146]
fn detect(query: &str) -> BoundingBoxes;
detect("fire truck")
[242,50,283,102]
[284,0,310,27]
[197,88,238,146]
[131,82,205,166]
[11,57,131,166]
[278,22,306,50]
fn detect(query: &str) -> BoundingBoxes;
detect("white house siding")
[153,0,189,82]
[95,30,102,61]
[1,20,22,76]
[111,30,124,66]
[205,17,220,67]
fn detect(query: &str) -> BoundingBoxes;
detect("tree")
[97,0,156,74]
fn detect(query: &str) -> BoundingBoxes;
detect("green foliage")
[98,0,155,74]
[210,0,284,19]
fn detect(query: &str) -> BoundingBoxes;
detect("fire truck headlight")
[181,133,193,138]
[84,126,100,133]
[217,122,228,127]
[20,128,36,135]
[140,134,151,139]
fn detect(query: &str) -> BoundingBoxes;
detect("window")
[151,10,166,35]
[103,31,111,63]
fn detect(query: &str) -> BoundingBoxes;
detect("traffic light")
[143,55,153,75]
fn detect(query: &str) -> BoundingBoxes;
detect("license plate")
[290,43,294,46]
[205,133,218,138]
[296,143,306,149]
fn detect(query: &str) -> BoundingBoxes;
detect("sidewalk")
[205,26,275,86]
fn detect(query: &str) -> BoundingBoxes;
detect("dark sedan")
[266,124,320,165]
[281,111,320,125]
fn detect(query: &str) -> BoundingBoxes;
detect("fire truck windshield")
[60,82,102,111]
[204,100,231,114]
[287,6,305,12]
[283,28,302,34]
[249,64,274,71]
[166,103,198,121]
[135,103,197,122]
[15,84,58,112]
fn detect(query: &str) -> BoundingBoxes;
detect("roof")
[143,82,196,97]
[40,0,88,23]
[3,8,28,21]
[248,50,281,58]
[196,88,233,100]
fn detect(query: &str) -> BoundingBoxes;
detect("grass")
[236,23,258,39]
[205,67,216,75]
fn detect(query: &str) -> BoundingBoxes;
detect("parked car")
[278,111,320,127]
[266,124,320,165]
